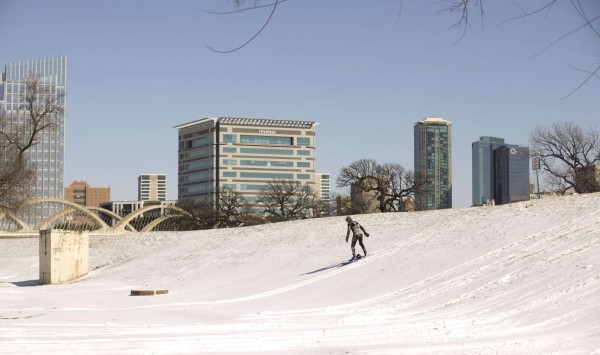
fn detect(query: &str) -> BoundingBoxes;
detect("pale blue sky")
[1,0,598,207]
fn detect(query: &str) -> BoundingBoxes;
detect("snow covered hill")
[1,193,600,354]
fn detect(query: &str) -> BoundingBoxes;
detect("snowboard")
[340,254,365,266]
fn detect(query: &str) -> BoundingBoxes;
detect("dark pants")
[351,234,367,258]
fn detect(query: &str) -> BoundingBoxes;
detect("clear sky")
[1,0,598,208]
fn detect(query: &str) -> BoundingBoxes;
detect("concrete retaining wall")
[39,229,89,285]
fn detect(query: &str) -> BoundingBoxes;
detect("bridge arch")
[0,211,31,232]
[114,205,189,231]
[25,198,109,230]
[85,206,137,232]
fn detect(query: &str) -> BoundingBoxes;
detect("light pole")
[532,157,541,198]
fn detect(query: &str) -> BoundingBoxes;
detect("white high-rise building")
[138,174,167,201]
[314,173,330,204]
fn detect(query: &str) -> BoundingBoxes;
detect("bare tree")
[308,194,333,218]
[0,77,64,215]
[257,179,314,221]
[439,0,599,97]
[216,186,262,227]
[386,165,428,212]
[337,159,426,213]
[161,199,217,230]
[530,121,600,194]
[331,192,351,216]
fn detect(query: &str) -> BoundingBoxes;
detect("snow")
[1,193,600,354]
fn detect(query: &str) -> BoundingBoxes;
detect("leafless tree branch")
[206,0,281,53]
[202,0,287,15]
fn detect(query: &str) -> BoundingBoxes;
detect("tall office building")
[175,117,317,208]
[0,56,67,225]
[414,117,452,211]
[138,174,166,201]
[493,145,530,205]
[472,136,505,206]
[472,137,530,206]
[64,181,110,207]
[314,173,331,204]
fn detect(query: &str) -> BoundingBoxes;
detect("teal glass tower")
[1,56,67,225]
[414,117,452,211]
[472,136,505,206]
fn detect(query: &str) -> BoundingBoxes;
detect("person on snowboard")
[345,216,369,260]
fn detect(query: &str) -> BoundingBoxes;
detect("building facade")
[314,173,331,204]
[472,136,505,206]
[0,56,67,225]
[472,136,531,206]
[138,174,166,201]
[64,181,110,207]
[414,117,452,211]
[493,145,530,204]
[175,117,317,208]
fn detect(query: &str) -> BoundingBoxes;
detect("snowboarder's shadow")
[301,259,357,275]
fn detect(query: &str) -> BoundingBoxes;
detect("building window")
[297,162,311,168]
[188,171,212,181]
[184,147,211,158]
[223,134,237,143]
[223,159,237,165]
[223,172,237,177]
[188,136,212,148]
[222,184,237,189]
[240,184,269,190]
[240,148,293,155]
[240,172,294,179]
[223,147,237,153]
[296,137,310,146]
[297,174,311,180]
[240,135,292,146]
[297,150,310,156]
[185,159,211,170]
[240,160,293,167]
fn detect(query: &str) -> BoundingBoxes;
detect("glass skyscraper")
[1,56,67,225]
[414,117,452,211]
[493,145,530,205]
[472,136,505,206]
[472,136,530,206]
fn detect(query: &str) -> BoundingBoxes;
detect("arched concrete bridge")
[0,198,187,235]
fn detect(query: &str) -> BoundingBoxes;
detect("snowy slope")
[1,193,600,354]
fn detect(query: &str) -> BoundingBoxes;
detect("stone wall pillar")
[39,230,89,285]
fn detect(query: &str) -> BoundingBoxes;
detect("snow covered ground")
[1,193,600,354]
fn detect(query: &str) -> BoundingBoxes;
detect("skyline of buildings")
[0,56,544,219]
[414,117,453,211]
